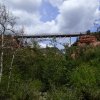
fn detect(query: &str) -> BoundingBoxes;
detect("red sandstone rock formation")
[90,41,100,47]
[79,35,97,44]
[74,35,100,47]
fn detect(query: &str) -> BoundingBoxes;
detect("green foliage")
[47,87,78,100]
[0,42,100,99]
[11,80,43,100]
[70,65,97,88]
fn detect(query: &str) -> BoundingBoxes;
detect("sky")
[1,0,100,35]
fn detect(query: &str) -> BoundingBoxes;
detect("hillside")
[0,42,100,100]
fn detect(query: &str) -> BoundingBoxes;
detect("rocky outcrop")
[79,35,97,44]
[73,35,100,47]
[90,41,100,47]
[71,34,100,59]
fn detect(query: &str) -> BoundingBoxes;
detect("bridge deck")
[16,33,86,38]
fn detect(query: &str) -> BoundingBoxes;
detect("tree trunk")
[0,33,4,83]
[7,50,16,91]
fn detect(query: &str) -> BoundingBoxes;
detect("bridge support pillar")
[69,36,71,47]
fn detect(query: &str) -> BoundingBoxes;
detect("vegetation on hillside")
[0,44,100,100]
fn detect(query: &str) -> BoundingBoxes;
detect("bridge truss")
[15,33,86,48]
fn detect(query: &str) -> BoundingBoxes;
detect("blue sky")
[40,0,59,22]
[2,0,100,34]
[0,0,100,48]
[1,0,99,34]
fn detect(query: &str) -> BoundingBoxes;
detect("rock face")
[71,34,100,59]
[79,35,97,43]
[74,35,100,47]
[90,42,100,47]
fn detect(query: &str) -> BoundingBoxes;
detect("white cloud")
[39,42,53,48]
[12,10,41,26]
[56,0,98,33]
[32,20,58,34]
[39,0,98,33]
[4,0,42,13]
[0,0,98,34]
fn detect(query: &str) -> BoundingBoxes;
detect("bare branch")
[0,3,17,83]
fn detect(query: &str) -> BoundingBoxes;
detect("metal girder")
[15,33,86,39]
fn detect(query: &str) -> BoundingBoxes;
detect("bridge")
[16,33,86,38]
[15,33,87,47]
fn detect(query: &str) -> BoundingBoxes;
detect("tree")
[86,30,91,35]
[0,4,16,83]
